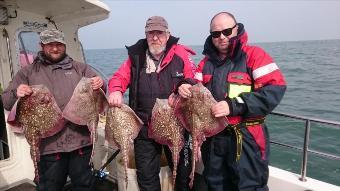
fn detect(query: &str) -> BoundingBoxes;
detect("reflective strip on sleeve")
[252,63,279,80]
[235,96,245,104]
[194,72,203,81]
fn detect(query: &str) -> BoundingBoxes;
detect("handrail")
[2,28,14,79]
[80,41,109,84]
[270,111,340,182]
[89,65,108,83]
[271,111,340,127]
[270,141,340,160]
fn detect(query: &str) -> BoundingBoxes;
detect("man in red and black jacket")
[178,12,286,191]
[108,16,196,191]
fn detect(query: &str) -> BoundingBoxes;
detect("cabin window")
[18,31,40,68]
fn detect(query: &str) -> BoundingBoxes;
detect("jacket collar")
[202,23,248,63]
[34,51,73,70]
[126,35,179,56]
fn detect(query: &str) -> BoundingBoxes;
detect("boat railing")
[2,28,14,79]
[81,41,109,85]
[89,65,109,83]
[270,111,340,182]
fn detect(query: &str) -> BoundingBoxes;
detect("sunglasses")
[210,24,237,38]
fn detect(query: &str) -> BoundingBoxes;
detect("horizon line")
[83,38,340,51]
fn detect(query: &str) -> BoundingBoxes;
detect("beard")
[44,52,66,63]
[149,45,166,56]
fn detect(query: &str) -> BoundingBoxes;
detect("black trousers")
[36,145,95,191]
[201,126,270,191]
[134,126,192,191]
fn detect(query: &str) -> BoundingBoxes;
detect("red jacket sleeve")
[230,46,286,117]
[108,58,132,94]
[195,56,209,82]
[173,44,196,79]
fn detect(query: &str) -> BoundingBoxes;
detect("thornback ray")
[62,77,108,163]
[149,98,185,187]
[7,85,65,181]
[173,83,228,187]
[105,104,143,189]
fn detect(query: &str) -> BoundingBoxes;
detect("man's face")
[210,15,238,55]
[41,42,66,63]
[145,30,170,55]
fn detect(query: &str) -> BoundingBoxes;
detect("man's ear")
[40,43,44,49]
[166,31,170,40]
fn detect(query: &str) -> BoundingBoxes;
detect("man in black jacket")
[108,16,196,191]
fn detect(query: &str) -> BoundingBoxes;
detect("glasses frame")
[145,31,168,39]
[210,24,238,38]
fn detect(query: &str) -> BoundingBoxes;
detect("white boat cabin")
[0,0,109,189]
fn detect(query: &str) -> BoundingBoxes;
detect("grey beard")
[149,46,166,56]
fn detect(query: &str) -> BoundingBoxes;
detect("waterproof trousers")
[201,125,270,191]
[36,145,94,191]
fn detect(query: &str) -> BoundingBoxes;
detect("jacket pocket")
[227,72,252,98]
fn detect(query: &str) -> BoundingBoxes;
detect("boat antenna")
[45,16,58,29]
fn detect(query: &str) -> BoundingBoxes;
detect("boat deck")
[5,182,35,191]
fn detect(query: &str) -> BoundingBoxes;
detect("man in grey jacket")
[1,29,104,191]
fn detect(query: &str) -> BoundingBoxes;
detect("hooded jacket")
[196,23,286,124]
[2,52,98,154]
[195,23,286,158]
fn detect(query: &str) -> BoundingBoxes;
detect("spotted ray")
[149,98,185,186]
[173,83,228,187]
[62,77,108,162]
[7,85,64,181]
[105,104,143,188]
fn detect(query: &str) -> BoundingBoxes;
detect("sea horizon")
[83,38,340,51]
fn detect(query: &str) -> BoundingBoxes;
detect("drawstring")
[54,147,87,160]
[55,153,61,160]
[78,148,84,156]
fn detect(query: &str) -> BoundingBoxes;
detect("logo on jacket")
[176,71,184,77]
[232,74,244,80]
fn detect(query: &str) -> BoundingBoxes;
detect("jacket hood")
[33,51,73,70]
[202,23,248,62]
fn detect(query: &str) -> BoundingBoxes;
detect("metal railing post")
[300,119,311,181]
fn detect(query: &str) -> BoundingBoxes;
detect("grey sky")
[78,0,340,49]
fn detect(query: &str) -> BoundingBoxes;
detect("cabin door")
[0,30,40,161]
